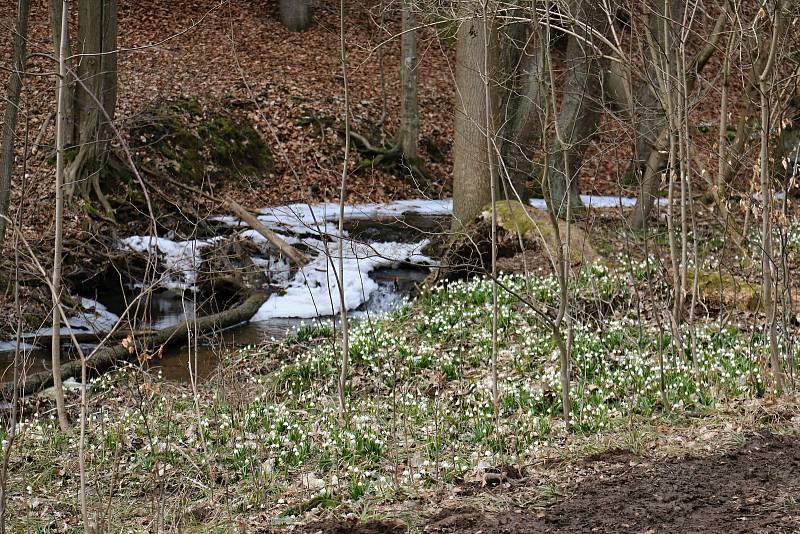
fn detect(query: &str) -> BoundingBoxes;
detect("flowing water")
[0,208,444,383]
[0,195,651,385]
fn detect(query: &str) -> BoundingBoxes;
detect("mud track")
[298,433,800,533]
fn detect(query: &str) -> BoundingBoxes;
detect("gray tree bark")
[626,0,676,229]
[280,0,313,32]
[398,0,418,162]
[498,13,546,203]
[546,0,608,217]
[452,8,500,228]
[48,0,76,147]
[65,0,118,212]
[0,0,32,252]
[629,0,710,230]
[52,0,71,433]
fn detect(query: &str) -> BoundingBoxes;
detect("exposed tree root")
[338,128,434,187]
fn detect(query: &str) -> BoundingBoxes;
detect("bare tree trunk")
[622,1,675,198]
[480,1,500,426]
[65,0,117,212]
[336,0,351,420]
[498,3,546,202]
[0,0,32,252]
[758,3,786,394]
[280,0,313,32]
[546,0,607,218]
[452,6,499,228]
[630,0,724,229]
[52,0,71,433]
[48,0,76,147]
[540,1,572,424]
[398,0,418,162]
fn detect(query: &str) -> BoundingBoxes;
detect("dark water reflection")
[0,263,430,385]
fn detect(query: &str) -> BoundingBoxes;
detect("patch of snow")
[73,298,120,332]
[752,191,786,202]
[126,195,665,321]
[62,377,84,391]
[253,239,431,320]
[528,195,667,210]
[24,297,121,338]
[120,236,219,289]
[216,196,661,234]
[214,199,453,235]
[0,340,37,352]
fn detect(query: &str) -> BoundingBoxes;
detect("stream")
[0,195,654,385]
[0,202,447,383]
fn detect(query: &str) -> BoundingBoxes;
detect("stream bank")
[0,195,650,388]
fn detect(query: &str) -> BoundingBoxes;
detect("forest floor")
[6,252,800,532]
[3,2,800,532]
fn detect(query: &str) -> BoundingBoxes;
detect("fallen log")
[224,197,308,266]
[1,289,268,398]
[139,164,308,267]
[21,328,158,348]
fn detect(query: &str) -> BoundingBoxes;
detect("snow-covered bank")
[119,195,660,322]
[120,235,221,289]
[27,298,120,339]
[0,298,122,351]
[253,239,431,320]
[214,195,657,234]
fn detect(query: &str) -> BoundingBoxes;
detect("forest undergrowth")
[5,230,800,531]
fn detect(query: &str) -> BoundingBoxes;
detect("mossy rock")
[131,98,272,186]
[430,200,596,280]
[689,269,762,312]
[490,200,596,264]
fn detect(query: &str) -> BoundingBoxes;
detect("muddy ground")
[292,432,800,533]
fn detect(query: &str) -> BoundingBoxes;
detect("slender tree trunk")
[630,0,725,230]
[65,0,117,212]
[758,3,786,394]
[628,1,675,230]
[623,2,674,193]
[0,0,32,252]
[52,0,71,433]
[481,1,500,426]
[336,0,351,420]
[398,0,418,162]
[452,6,499,228]
[279,0,313,32]
[48,0,76,147]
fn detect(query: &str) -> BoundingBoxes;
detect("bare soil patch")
[295,433,800,533]
[424,432,800,534]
